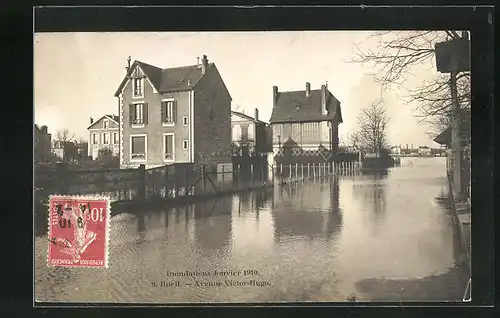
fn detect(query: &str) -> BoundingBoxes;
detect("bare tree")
[355,100,390,155]
[54,129,75,146]
[350,31,470,135]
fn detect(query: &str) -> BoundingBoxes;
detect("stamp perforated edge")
[46,194,111,269]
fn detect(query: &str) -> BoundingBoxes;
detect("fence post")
[221,165,225,192]
[261,163,264,183]
[184,169,189,196]
[164,165,169,198]
[271,163,275,184]
[201,165,206,193]
[138,164,146,200]
[280,164,283,184]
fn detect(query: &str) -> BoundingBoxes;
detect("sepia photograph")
[34,30,472,304]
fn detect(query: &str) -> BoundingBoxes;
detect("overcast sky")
[34,31,440,147]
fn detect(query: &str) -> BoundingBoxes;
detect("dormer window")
[133,77,144,98]
[103,119,109,129]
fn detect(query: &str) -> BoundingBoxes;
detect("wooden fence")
[273,161,362,184]
[34,160,362,209]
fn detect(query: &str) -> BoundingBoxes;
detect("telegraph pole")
[435,31,470,200]
[449,55,462,198]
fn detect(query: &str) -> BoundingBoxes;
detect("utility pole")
[435,31,470,200]
[449,55,462,198]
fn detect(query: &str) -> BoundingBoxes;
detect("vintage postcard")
[34,30,471,304]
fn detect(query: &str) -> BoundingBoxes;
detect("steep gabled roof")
[105,114,120,123]
[114,60,221,97]
[87,114,119,130]
[231,110,267,124]
[269,89,343,124]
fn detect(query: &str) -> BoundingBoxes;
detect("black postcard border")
[3,3,495,318]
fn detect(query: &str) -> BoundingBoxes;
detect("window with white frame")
[183,140,188,150]
[129,103,148,125]
[183,116,188,126]
[161,100,176,124]
[113,132,118,144]
[130,135,146,161]
[103,119,109,129]
[92,133,98,144]
[133,77,144,98]
[103,133,109,144]
[164,133,175,161]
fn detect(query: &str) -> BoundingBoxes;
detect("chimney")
[90,117,94,124]
[254,108,259,121]
[305,82,311,97]
[321,84,327,115]
[273,86,278,108]
[201,55,208,75]
[197,57,200,68]
[41,125,48,134]
[125,56,131,73]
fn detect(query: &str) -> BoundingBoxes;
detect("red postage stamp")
[47,195,110,268]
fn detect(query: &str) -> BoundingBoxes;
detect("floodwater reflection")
[35,157,468,303]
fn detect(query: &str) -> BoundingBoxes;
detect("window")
[133,77,144,98]
[113,132,118,144]
[129,103,148,126]
[92,133,98,145]
[103,119,109,129]
[240,125,249,140]
[183,140,188,150]
[164,133,175,161]
[161,100,176,124]
[183,116,188,126]
[130,135,146,161]
[103,133,109,144]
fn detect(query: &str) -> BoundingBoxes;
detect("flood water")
[35,157,469,303]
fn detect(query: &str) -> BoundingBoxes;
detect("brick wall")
[193,65,232,166]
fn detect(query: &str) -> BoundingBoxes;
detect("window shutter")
[173,101,177,123]
[129,104,134,126]
[161,102,166,123]
[143,103,149,124]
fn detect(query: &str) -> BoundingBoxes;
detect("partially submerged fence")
[34,160,362,209]
[274,161,362,183]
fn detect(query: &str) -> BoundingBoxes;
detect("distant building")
[231,109,272,156]
[52,140,78,162]
[87,114,120,160]
[270,82,343,165]
[418,146,432,156]
[34,124,52,163]
[51,142,64,161]
[114,55,232,170]
[390,145,402,155]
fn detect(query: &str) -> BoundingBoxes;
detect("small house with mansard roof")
[114,55,233,170]
[269,82,343,164]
